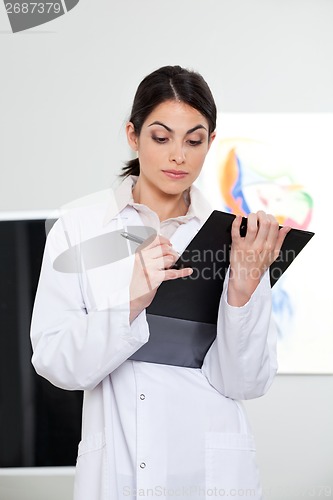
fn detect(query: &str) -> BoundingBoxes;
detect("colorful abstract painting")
[198,114,333,373]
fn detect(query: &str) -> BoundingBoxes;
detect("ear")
[207,131,216,151]
[126,122,139,151]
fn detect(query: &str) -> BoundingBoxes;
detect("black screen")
[0,219,82,467]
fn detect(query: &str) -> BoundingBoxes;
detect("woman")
[31,65,289,499]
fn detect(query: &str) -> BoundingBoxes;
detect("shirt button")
[139,462,146,469]
[139,394,145,400]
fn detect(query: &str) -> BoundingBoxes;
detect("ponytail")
[120,158,140,178]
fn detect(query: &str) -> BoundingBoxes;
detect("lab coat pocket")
[74,432,108,500]
[205,432,262,500]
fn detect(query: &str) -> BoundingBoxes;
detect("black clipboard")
[147,210,315,325]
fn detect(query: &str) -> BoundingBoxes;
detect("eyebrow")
[147,121,208,134]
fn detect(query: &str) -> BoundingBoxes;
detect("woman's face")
[126,100,215,196]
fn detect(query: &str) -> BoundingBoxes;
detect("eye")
[187,140,203,146]
[152,135,168,144]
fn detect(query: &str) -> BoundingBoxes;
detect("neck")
[132,176,188,221]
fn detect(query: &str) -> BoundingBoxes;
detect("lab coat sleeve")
[30,216,150,392]
[201,269,277,400]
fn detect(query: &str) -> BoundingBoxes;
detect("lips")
[162,170,188,179]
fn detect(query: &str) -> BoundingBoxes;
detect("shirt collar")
[103,175,212,226]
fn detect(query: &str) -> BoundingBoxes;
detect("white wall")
[1,0,332,498]
[244,375,333,499]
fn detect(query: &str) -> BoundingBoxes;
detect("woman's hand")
[228,211,290,307]
[129,235,193,322]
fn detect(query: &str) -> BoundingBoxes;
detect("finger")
[245,213,260,244]
[256,212,278,250]
[163,267,193,281]
[138,234,171,251]
[148,243,179,260]
[154,254,178,270]
[264,214,280,250]
[136,239,178,261]
[138,233,178,258]
[231,215,242,242]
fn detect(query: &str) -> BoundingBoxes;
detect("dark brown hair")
[121,65,217,177]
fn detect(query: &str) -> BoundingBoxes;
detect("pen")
[121,231,145,245]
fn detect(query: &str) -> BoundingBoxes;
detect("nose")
[170,142,185,165]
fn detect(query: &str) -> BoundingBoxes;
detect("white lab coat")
[30,191,277,500]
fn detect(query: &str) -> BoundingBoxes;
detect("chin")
[162,184,189,196]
